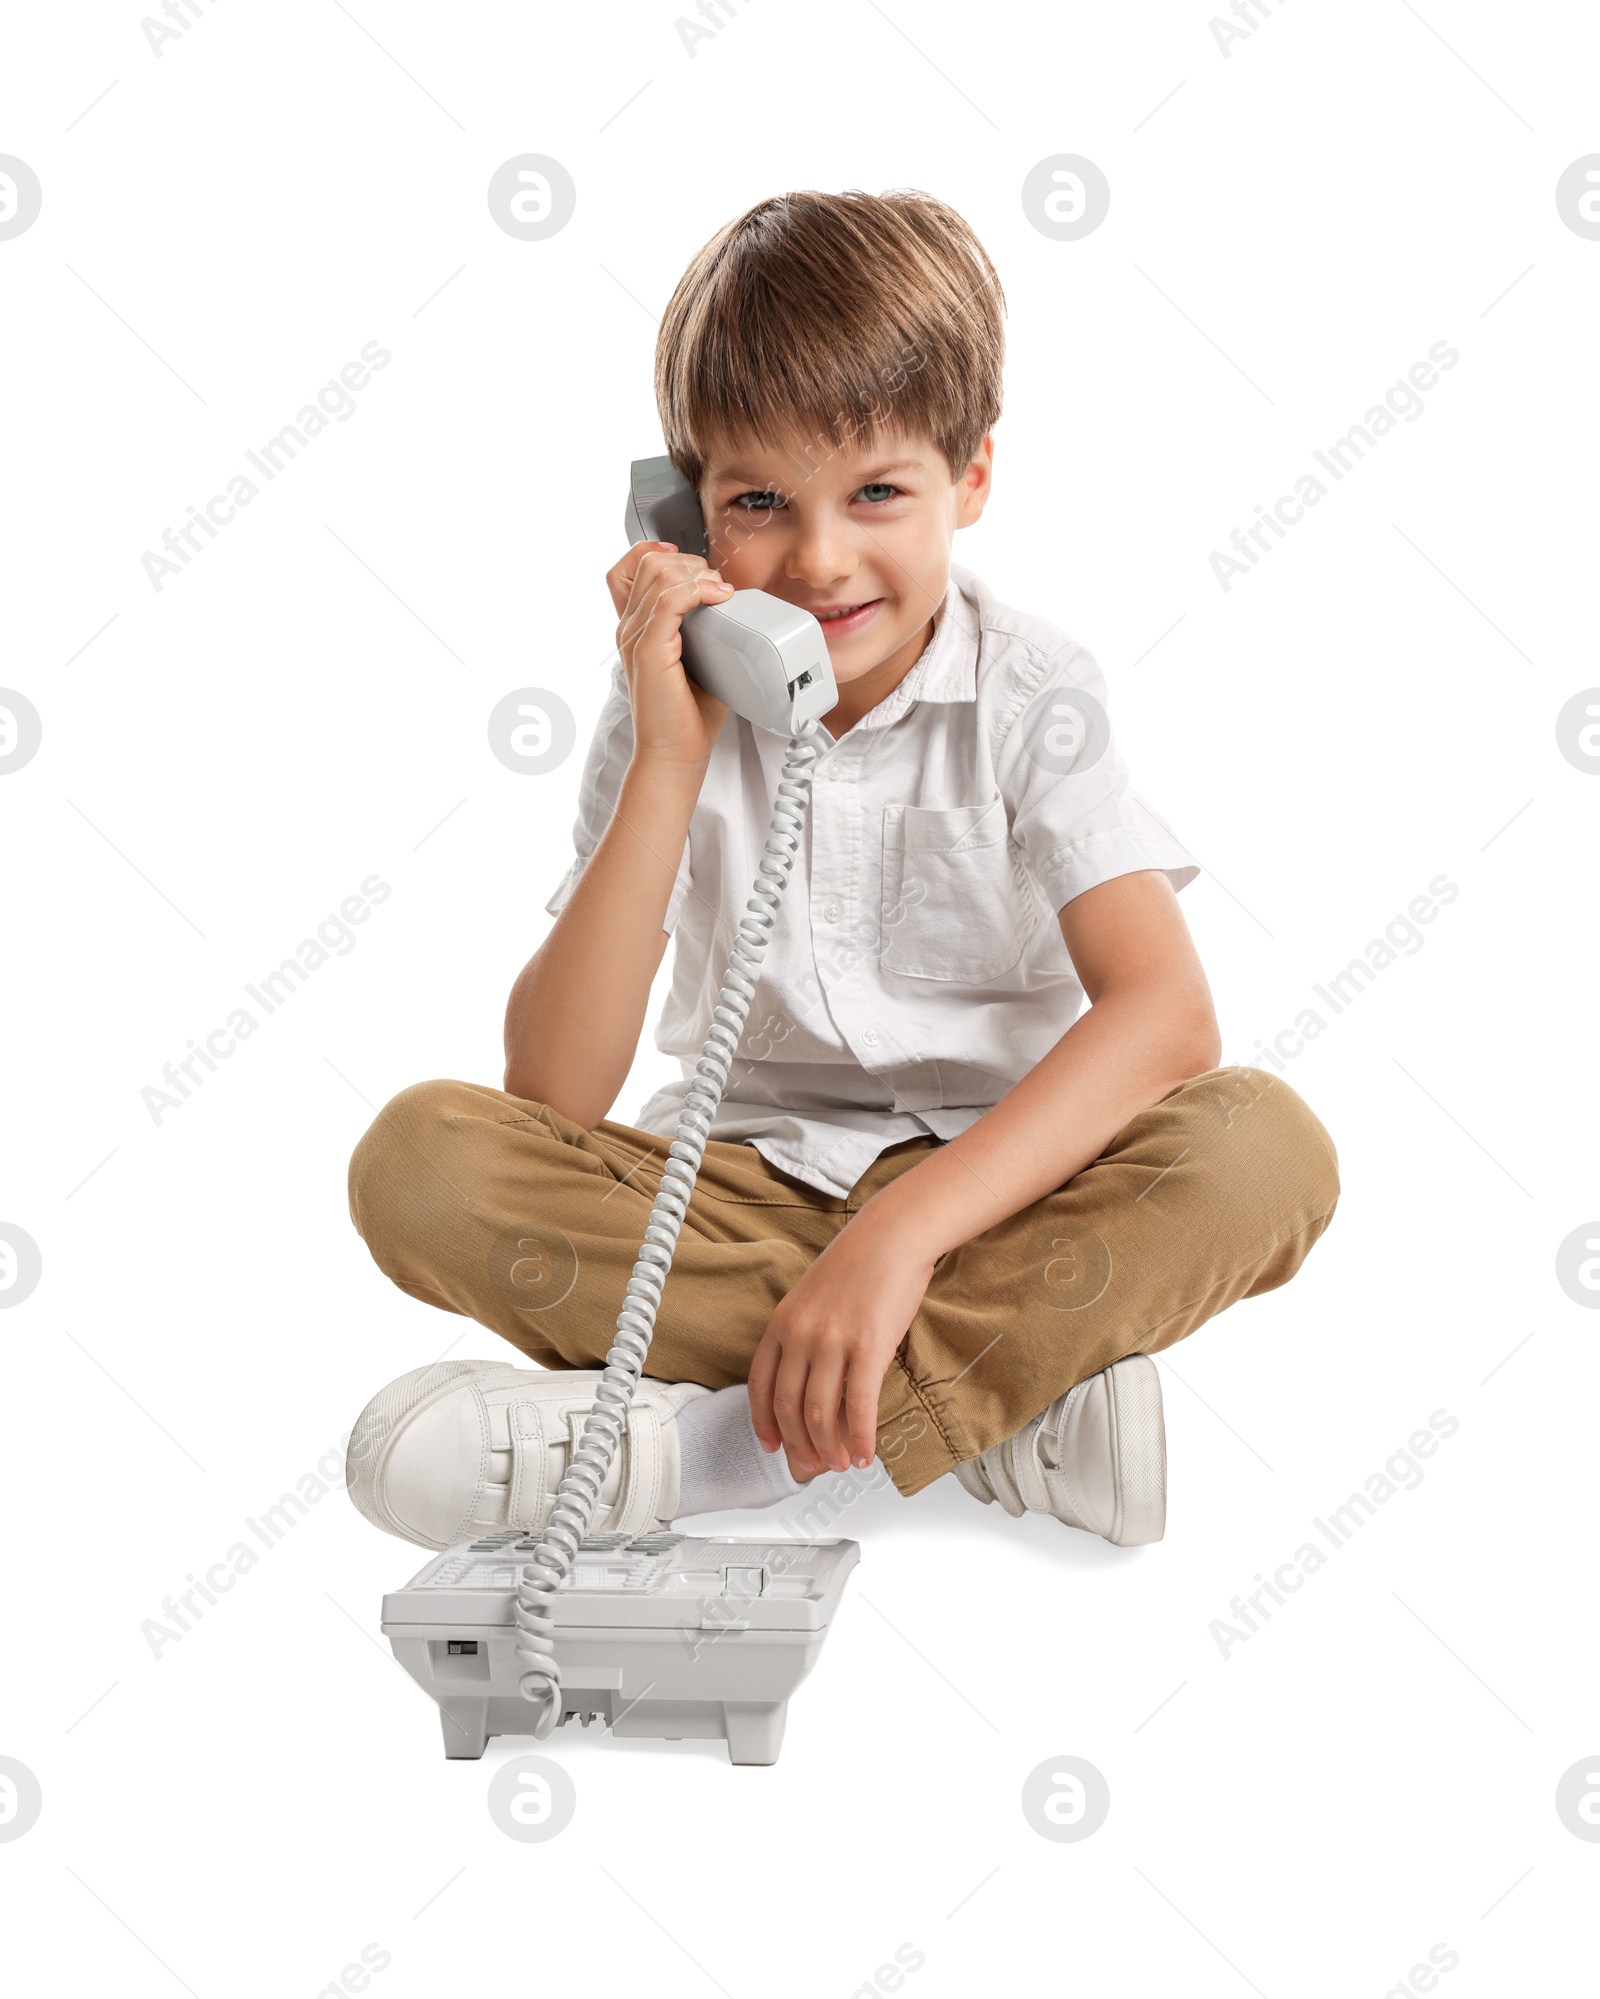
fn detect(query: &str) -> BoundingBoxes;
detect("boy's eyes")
[727,482,903,512]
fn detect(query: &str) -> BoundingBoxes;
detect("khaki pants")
[346,1065,1339,1499]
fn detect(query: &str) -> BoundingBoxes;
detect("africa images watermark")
[139,1390,422,1661]
[140,0,224,58]
[141,872,391,1124]
[1208,0,1290,59]
[1248,871,1459,1074]
[1208,1408,1460,1660]
[141,1430,356,1658]
[673,0,755,57]
[140,340,391,591]
[1210,340,1459,591]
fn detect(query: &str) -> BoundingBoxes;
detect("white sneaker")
[952,1355,1166,1546]
[345,1359,712,1550]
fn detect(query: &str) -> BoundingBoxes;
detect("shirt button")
[863,1029,880,1046]
[824,899,841,922]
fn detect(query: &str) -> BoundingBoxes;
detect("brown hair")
[654,188,1005,492]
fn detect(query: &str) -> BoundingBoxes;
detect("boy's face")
[697,423,993,700]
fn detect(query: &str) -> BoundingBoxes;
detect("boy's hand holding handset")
[606,537,734,771]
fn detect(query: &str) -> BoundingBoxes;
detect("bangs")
[655,189,1005,492]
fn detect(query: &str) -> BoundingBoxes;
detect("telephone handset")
[625,455,838,736]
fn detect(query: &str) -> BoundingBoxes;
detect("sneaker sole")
[1105,1355,1166,1546]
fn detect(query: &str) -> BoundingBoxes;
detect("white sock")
[673,1383,804,1518]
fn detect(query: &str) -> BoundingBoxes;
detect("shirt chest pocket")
[879,795,1041,982]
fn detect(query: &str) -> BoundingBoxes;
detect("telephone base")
[431,1693,788,1766]
[382,1530,858,1766]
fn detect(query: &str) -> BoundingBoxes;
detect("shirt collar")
[858,564,980,729]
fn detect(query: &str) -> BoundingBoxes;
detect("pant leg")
[867,1065,1342,1497]
[345,1078,849,1387]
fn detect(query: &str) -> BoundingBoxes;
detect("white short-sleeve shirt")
[544,562,1201,1198]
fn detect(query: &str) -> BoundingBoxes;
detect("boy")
[344,189,1339,1553]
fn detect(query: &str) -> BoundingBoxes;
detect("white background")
[2,1,1597,1992]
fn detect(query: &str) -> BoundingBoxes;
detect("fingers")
[636,569,734,652]
[843,1365,881,1473]
[615,553,734,670]
[754,1301,884,1481]
[803,1353,850,1475]
[617,545,726,625]
[747,1327,783,1454]
[605,538,677,617]
[771,1341,821,1479]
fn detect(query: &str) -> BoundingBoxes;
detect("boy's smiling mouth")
[803,597,883,636]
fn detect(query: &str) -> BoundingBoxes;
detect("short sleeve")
[997,642,1201,914]
[542,657,694,933]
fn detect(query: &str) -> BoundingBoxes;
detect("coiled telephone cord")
[512,722,821,1733]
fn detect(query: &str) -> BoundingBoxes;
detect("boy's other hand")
[607,538,734,770]
[746,1214,936,1481]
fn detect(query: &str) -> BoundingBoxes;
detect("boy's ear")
[954,432,995,529]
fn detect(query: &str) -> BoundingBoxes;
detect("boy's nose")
[783,521,857,590]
